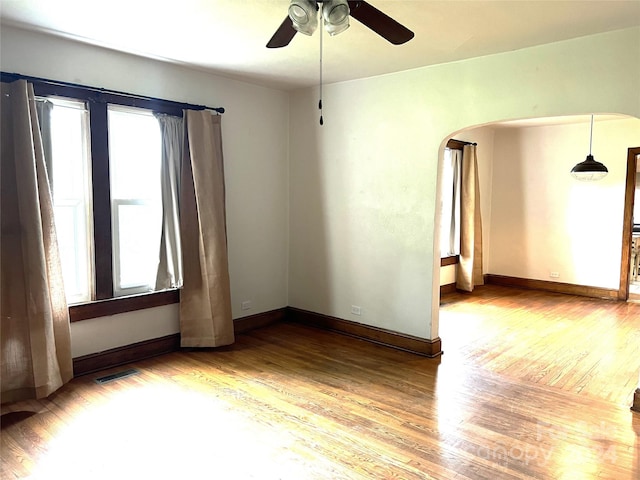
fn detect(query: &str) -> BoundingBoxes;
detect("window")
[47,98,93,304]
[108,106,162,296]
[440,146,462,258]
[33,85,183,311]
[0,72,227,319]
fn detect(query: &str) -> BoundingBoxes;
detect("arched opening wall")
[288,27,640,348]
[437,115,640,308]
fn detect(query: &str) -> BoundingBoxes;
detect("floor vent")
[94,368,140,385]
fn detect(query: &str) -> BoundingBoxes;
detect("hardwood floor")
[2,286,639,479]
[439,285,640,406]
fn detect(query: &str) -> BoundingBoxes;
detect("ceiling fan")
[267,0,414,48]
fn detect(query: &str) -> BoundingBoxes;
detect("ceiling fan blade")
[267,16,298,48]
[348,1,414,45]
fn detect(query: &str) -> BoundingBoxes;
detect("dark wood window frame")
[0,72,221,321]
[440,255,459,267]
[69,290,180,322]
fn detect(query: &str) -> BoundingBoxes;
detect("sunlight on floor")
[27,382,337,480]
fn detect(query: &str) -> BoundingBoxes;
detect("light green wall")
[289,27,640,340]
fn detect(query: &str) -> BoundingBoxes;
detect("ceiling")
[492,114,633,128]
[2,1,640,91]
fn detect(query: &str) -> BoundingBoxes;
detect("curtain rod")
[1,71,225,114]
[446,138,478,150]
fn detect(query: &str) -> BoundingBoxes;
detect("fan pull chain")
[319,14,324,126]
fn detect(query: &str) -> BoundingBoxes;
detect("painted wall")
[440,265,456,286]
[489,117,640,288]
[1,26,290,357]
[289,27,640,340]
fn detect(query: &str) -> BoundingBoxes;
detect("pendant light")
[570,114,608,181]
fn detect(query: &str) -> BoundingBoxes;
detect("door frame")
[618,146,640,300]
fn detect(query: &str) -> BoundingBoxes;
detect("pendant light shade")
[570,115,608,181]
[570,154,608,181]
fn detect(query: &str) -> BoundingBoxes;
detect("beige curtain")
[155,114,184,290]
[1,80,73,403]
[179,111,234,347]
[456,144,484,292]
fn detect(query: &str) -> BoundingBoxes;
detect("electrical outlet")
[351,305,362,316]
[549,272,560,279]
[241,300,252,311]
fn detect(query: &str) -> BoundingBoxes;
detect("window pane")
[440,148,461,257]
[108,106,162,296]
[50,102,87,199]
[114,203,161,290]
[48,99,93,304]
[108,107,161,200]
[54,202,90,300]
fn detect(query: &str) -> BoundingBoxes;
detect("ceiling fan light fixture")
[288,0,318,36]
[323,0,350,36]
[267,0,414,48]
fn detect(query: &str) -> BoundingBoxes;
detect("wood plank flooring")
[2,285,640,479]
[439,285,640,406]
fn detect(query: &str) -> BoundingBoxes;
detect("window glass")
[48,98,93,304]
[440,147,461,258]
[108,106,162,296]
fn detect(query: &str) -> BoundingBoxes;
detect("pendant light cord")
[319,14,324,126]
[589,114,594,155]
